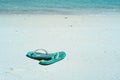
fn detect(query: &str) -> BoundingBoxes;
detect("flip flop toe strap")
[55,52,59,59]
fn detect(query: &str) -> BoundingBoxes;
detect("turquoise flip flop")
[26,49,66,65]
[39,51,66,65]
[26,49,52,60]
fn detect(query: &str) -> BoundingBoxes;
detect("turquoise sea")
[0,0,120,14]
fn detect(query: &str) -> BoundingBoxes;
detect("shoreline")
[0,8,120,15]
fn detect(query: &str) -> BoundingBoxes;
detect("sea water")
[0,0,120,14]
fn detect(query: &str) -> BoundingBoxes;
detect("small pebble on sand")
[65,17,68,19]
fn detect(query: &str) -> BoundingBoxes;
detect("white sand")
[0,14,120,80]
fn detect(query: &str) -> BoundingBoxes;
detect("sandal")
[39,51,66,65]
[26,49,53,60]
[26,49,66,65]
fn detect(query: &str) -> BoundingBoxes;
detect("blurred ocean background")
[0,0,120,14]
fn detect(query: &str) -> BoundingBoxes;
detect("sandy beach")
[0,14,120,80]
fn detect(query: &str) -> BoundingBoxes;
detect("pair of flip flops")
[26,49,66,65]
